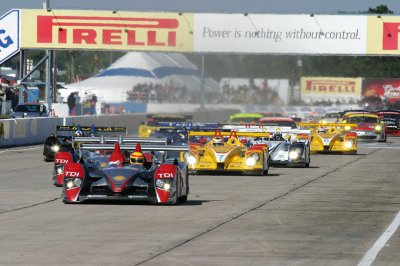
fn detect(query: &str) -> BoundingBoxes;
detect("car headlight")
[52,145,60,152]
[375,125,382,131]
[344,141,353,148]
[289,151,299,159]
[344,126,351,131]
[344,138,355,148]
[289,148,302,160]
[321,120,327,125]
[245,153,260,166]
[65,178,82,189]
[56,165,64,174]
[186,154,197,165]
[155,179,172,191]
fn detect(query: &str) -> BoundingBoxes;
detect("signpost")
[0,10,20,65]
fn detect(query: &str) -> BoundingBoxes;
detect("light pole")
[200,54,205,110]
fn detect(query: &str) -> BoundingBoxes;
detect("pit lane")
[1,139,400,266]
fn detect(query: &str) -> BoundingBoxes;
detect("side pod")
[54,151,74,186]
[63,163,85,203]
[154,164,178,204]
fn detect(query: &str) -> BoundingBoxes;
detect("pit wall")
[0,109,239,147]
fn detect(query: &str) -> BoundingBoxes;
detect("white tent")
[62,52,220,103]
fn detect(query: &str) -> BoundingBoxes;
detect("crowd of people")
[218,80,283,105]
[126,83,192,103]
[67,92,97,116]
[0,85,19,112]
[125,80,284,105]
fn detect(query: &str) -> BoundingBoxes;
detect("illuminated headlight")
[155,179,172,191]
[289,148,302,160]
[65,178,82,189]
[289,151,299,159]
[245,153,260,166]
[187,155,197,165]
[56,165,64,174]
[344,138,355,148]
[163,183,171,190]
[375,125,382,131]
[344,126,351,131]
[147,129,152,133]
[66,181,74,189]
[52,145,60,152]
[321,120,327,125]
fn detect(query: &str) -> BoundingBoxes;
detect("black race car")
[61,143,189,205]
[43,124,126,161]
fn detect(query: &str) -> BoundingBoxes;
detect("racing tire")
[168,191,178,205]
[179,195,188,203]
[167,176,179,205]
[305,154,310,168]
[179,172,189,203]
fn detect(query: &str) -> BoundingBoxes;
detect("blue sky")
[1,0,400,15]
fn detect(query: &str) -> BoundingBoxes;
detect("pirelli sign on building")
[20,9,193,51]
[300,77,362,104]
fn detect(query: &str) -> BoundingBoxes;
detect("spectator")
[90,94,97,115]
[67,92,76,116]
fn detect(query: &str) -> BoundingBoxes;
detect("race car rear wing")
[188,130,270,139]
[154,122,220,128]
[73,136,167,145]
[79,144,189,162]
[79,144,188,152]
[299,122,358,129]
[56,125,127,133]
[223,125,311,141]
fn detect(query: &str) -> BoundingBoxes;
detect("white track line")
[358,211,400,266]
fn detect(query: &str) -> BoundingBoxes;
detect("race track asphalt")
[1,139,400,266]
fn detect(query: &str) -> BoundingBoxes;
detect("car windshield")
[14,104,45,112]
[379,113,400,119]
[261,121,297,128]
[347,116,378,123]
[324,113,340,118]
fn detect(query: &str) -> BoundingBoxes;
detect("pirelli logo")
[36,15,179,47]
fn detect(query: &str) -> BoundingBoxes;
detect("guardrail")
[0,109,239,147]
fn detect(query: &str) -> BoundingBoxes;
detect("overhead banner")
[301,77,362,104]
[0,10,20,64]
[194,14,367,54]
[20,9,193,52]
[12,9,400,55]
[367,16,400,55]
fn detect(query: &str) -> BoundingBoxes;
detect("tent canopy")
[62,52,220,103]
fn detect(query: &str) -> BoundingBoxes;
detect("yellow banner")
[367,16,400,55]
[20,9,193,52]
[301,77,362,96]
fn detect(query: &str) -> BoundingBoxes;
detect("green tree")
[368,4,393,14]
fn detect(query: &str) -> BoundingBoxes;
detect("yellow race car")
[299,122,358,154]
[186,130,270,175]
[138,114,192,137]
